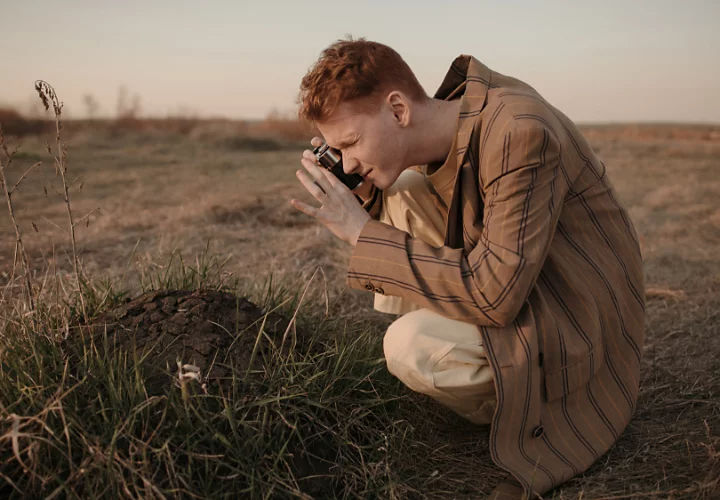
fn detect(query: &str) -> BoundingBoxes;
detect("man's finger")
[303,149,320,164]
[310,136,324,148]
[313,179,326,194]
[297,168,328,200]
[289,198,319,218]
[300,157,332,194]
[320,166,341,189]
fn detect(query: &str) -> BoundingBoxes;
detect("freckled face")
[316,99,407,191]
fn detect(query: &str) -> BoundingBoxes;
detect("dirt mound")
[76,289,338,493]
[84,289,301,392]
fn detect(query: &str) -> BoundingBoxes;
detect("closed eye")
[335,136,359,150]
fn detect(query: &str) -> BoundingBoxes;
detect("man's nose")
[343,156,361,175]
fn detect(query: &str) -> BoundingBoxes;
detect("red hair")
[298,37,428,122]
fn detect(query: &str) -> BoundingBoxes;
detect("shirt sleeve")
[345,117,568,326]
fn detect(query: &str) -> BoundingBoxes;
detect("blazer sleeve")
[345,117,568,326]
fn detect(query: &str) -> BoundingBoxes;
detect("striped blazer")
[346,55,645,498]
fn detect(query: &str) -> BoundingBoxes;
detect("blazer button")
[364,283,375,292]
[532,425,544,439]
[375,287,385,294]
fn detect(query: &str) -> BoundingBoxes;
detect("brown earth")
[81,289,297,392]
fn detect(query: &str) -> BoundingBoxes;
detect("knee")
[384,310,419,359]
[383,310,433,380]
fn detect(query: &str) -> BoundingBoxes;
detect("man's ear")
[386,91,410,128]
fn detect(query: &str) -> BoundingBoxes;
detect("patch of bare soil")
[82,289,298,391]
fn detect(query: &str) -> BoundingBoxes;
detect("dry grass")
[0,105,318,145]
[0,114,719,498]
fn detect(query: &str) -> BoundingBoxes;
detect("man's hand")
[289,139,372,247]
[306,136,375,201]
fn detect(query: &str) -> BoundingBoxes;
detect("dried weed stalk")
[34,80,87,321]
[0,125,40,310]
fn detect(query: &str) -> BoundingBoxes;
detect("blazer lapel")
[426,55,494,248]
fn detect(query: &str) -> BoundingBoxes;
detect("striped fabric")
[346,55,645,498]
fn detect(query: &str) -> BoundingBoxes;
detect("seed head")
[34,80,63,118]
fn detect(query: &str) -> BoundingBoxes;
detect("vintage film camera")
[312,143,365,191]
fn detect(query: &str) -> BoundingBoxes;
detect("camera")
[313,143,364,191]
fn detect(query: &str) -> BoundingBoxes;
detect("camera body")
[313,143,364,191]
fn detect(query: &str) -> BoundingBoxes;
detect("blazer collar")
[424,55,494,205]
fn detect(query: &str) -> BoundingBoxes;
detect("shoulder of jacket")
[489,88,554,120]
[476,87,563,146]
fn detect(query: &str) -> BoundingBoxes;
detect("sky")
[2,0,719,123]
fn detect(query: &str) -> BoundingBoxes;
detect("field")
[1,121,719,498]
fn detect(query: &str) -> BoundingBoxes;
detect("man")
[289,37,644,499]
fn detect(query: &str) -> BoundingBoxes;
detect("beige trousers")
[375,169,497,425]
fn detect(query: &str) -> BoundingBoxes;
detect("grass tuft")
[0,250,418,499]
